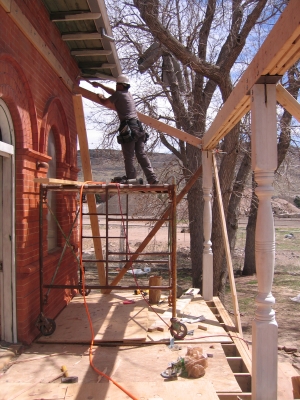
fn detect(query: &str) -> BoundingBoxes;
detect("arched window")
[47,130,57,251]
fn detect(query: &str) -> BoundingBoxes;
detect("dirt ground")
[81,217,300,374]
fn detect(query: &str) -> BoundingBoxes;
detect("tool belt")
[117,118,146,144]
[117,122,133,144]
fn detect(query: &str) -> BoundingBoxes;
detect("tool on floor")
[48,365,69,383]
[111,176,143,184]
[61,376,78,383]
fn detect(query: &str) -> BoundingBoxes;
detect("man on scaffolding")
[91,75,159,184]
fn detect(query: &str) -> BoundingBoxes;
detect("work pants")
[121,136,157,183]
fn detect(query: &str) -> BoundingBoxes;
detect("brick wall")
[0,1,81,344]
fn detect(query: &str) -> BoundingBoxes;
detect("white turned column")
[202,150,213,300]
[251,84,278,400]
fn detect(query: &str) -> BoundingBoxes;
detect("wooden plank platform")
[2,342,241,398]
[36,292,231,345]
[37,293,149,343]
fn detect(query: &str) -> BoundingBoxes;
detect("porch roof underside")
[41,0,121,81]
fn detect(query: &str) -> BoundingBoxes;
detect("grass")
[273,275,300,290]
[275,227,300,250]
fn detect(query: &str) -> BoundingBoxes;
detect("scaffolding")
[36,182,184,337]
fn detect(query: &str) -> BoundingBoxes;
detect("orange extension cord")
[79,181,139,400]
[77,181,249,399]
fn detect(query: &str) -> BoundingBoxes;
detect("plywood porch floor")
[2,341,242,400]
[36,291,231,345]
[0,292,245,399]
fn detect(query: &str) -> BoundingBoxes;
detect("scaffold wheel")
[79,288,91,296]
[40,318,56,336]
[170,319,188,340]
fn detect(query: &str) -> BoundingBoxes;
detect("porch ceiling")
[41,0,121,82]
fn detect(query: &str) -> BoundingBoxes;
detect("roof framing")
[41,0,121,82]
[202,0,300,150]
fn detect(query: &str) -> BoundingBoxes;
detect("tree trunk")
[243,174,258,275]
[186,144,203,288]
[212,125,240,296]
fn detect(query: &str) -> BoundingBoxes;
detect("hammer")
[48,365,69,383]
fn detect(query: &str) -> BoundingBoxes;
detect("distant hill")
[77,148,300,217]
[77,149,176,182]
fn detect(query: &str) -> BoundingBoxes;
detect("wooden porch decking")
[1,292,255,400]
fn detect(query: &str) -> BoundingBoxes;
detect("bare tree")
[95,0,287,294]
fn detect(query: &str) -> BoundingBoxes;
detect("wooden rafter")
[50,11,101,21]
[276,83,300,123]
[62,32,102,41]
[202,0,300,150]
[73,85,202,148]
[71,49,112,56]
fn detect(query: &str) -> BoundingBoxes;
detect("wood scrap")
[198,323,208,331]
[292,376,300,399]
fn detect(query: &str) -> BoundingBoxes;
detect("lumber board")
[74,85,202,148]
[36,293,148,343]
[276,84,300,123]
[202,0,300,150]
[213,297,252,374]
[0,0,11,12]
[292,376,300,399]
[34,177,83,185]
[213,154,242,335]
[73,94,106,287]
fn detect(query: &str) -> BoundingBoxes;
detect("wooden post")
[251,84,278,400]
[202,150,213,301]
[213,154,242,336]
[149,276,162,304]
[72,94,106,288]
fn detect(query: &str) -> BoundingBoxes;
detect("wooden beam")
[71,49,112,56]
[212,153,243,336]
[94,72,118,81]
[72,94,106,288]
[276,83,300,123]
[213,297,252,374]
[62,33,102,41]
[73,85,202,148]
[78,63,117,69]
[103,164,203,293]
[34,178,83,185]
[202,0,300,150]
[0,0,11,12]
[0,0,74,91]
[139,113,202,148]
[50,12,101,22]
